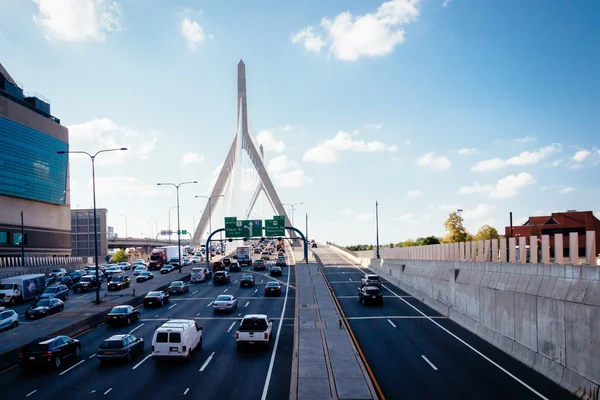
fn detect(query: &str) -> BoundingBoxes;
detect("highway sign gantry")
[224,217,263,238]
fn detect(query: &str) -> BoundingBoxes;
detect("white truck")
[152,319,203,361]
[236,246,252,266]
[0,274,46,305]
[235,314,273,349]
[165,246,186,266]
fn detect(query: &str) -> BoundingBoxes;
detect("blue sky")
[1,0,599,246]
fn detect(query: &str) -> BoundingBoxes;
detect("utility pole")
[305,213,308,242]
[375,201,380,259]
[20,210,25,266]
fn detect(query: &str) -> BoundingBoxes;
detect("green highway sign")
[265,215,285,237]
[224,217,263,238]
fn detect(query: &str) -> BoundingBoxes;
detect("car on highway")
[0,309,18,331]
[39,284,69,301]
[136,271,154,282]
[133,259,148,267]
[107,275,131,291]
[19,335,81,370]
[160,264,175,274]
[275,257,287,267]
[264,281,282,297]
[133,265,148,276]
[191,267,209,283]
[253,259,266,271]
[212,294,238,312]
[190,256,201,264]
[261,252,270,260]
[97,334,144,363]
[240,275,255,288]
[73,275,102,293]
[85,267,105,281]
[254,248,261,254]
[229,261,241,272]
[358,286,383,305]
[312,243,317,248]
[269,266,283,277]
[118,262,132,271]
[361,274,382,288]
[182,258,193,266]
[68,270,86,283]
[25,298,64,320]
[53,275,73,289]
[236,314,273,350]
[144,290,170,307]
[222,258,232,268]
[106,305,140,326]
[168,281,190,294]
[44,276,56,286]
[104,266,124,279]
[213,271,230,285]
[152,319,203,361]
[212,261,225,272]
[49,268,67,278]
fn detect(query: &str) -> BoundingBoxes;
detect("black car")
[44,277,56,286]
[25,298,65,320]
[269,266,283,277]
[106,305,140,326]
[143,291,170,307]
[213,271,230,285]
[253,260,266,271]
[19,335,81,370]
[240,275,255,288]
[97,334,144,363]
[108,275,131,291]
[38,284,69,301]
[222,258,232,267]
[68,270,84,283]
[229,262,241,272]
[73,275,101,293]
[136,271,154,282]
[160,265,175,274]
[311,243,317,248]
[358,286,383,305]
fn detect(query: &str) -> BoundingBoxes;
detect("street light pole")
[376,201,380,259]
[121,214,128,238]
[58,147,128,305]
[158,181,198,272]
[21,210,25,266]
[283,202,303,226]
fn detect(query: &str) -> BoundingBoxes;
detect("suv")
[213,271,230,285]
[97,334,144,363]
[358,286,383,305]
[229,262,241,272]
[212,261,225,272]
[275,257,287,267]
[253,259,266,271]
[19,335,81,369]
[74,275,101,293]
[108,274,131,291]
[222,258,232,268]
[39,285,69,301]
[49,268,67,278]
[361,274,382,288]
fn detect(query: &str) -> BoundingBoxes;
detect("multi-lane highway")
[0,253,295,399]
[314,246,577,400]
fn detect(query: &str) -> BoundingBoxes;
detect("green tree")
[417,236,441,246]
[473,224,500,241]
[388,242,395,248]
[442,212,470,243]
[111,249,128,263]
[402,239,418,247]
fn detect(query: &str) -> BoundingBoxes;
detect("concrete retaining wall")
[333,248,599,399]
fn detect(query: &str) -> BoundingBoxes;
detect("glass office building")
[0,62,71,257]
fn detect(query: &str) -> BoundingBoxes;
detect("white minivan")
[152,319,203,361]
[191,267,207,283]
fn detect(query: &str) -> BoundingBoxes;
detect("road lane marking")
[387,319,396,328]
[421,355,438,370]
[245,301,250,307]
[345,316,445,320]
[0,365,17,375]
[168,303,177,310]
[26,390,37,397]
[132,354,152,370]
[227,321,236,332]
[207,301,214,307]
[234,280,238,283]
[183,388,190,395]
[104,388,112,395]
[192,291,198,295]
[253,289,258,294]
[89,354,96,359]
[129,323,144,334]
[336,295,409,299]
[196,313,200,316]
[59,359,85,376]
[223,289,228,293]
[199,352,215,372]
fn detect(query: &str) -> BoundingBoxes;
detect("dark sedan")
[107,275,131,291]
[229,262,241,272]
[143,291,169,307]
[240,275,255,288]
[168,281,189,294]
[160,265,175,274]
[358,286,383,305]
[19,335,81,370]
[136,271,154,282]
[264,281,282,296]
[97,334,144,363]
[25,298,65,320]
[106,305,140,326]
[68,270,85,283]
[269,266,283,277]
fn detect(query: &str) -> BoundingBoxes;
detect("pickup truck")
[236,314,273,349]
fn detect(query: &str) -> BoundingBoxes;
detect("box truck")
[0,274,46,305]
[236,246,252,266]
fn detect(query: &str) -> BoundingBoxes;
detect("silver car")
[212,295,238,312]
[0,309,18,331]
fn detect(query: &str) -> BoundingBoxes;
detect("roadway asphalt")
[314,246,577,400]
[0,253,295,400]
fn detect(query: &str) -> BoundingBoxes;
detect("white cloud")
[68,118,159,165]
[364,123,383,130]
[407,190,422,197]
[356,212,374,221]
[341,208,355,215]
[267,155,312,188]
[558,186,574,194]
[572,149,591,162]
[397,213,414,221]
[471,144,561,172]
[32,0,122,42]
[569,148,600,169]
[93,176,158,198]
[457,148,477,155]
[442,0,451,6]
[290,26,326,54]
[417,152,451,171]
[292,0,421,61]
[180,17,208,49]
[513,136,536,144]
[256,130,285,153]
[181,152,204,165]
[396,213,430,223]
[459,172,535,198]
[462,203,495,219]
[429,204,460,211]
[303,131,396,163]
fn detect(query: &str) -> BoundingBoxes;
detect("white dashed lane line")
[245,301,250,307]
[227,321,236,332]
[207,301,214,307]
[59,359,86,376]
[421,355,438,371]
[387,319,396,328]
[184,388,190,395]
[168,304,177,310]
[199,352,215,372]
[104,388,112,395]
[132,354,152,370]
[129,323,144,334]
[26,390,37,397]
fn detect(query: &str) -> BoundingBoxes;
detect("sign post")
[224,217,263,238]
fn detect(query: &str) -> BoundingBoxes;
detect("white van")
[152,319,203,361]
[191,267,209,283]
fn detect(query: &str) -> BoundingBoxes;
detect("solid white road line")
[168,303,177,310]
[260,252,291,400]
[421,355,438,371]
[104,388,112,395]
[207,301,214,307]
[59,359,86,376]
[183,388,190,395]
[227,321,236,332]
[199,352,215,372]
[89,354,96,359]
[346,316,446,320]
[387,319,397,328]
[132,354,152,370]
[245,301,250,307]
[129,323,144,334]
[26,390,37,397]
[192,290,198,295]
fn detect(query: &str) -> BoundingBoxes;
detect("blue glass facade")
[0,116,68,205]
